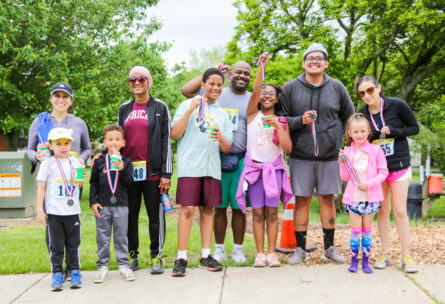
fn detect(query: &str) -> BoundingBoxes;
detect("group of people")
[27,42,419,291]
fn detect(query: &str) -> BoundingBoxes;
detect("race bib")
[223,108,239,131]
[372,138,395,156]
[132,161,147,181]
[53,178,79,198]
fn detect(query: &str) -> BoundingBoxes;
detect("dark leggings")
[127,180,165,259]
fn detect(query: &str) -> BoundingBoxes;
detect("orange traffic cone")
[276,198,296,253]
[276,197,317,253]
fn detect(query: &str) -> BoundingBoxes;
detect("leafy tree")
[0,0,176,150]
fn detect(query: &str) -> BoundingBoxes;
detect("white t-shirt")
[37,156,81,216]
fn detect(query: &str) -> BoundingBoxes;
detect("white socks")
[201,248,211,258]
[233,244,243,251]
[177,250,187,260]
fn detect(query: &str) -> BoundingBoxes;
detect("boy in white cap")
[36,127,85,291]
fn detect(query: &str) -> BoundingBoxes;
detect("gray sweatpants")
[95,206,130,267]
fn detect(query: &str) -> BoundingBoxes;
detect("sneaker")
[150,256,164,274]
[51,272,64,291]
[64,268,71,282]
[266,253,281,267]
[200,255,223,272]
[231,247,247,263]
[374,252,391,269]
[171,258,187,277]
[130,257,139,271]
[70,270,82,289]
[288,247,306,265]
[94,266,109,283]
[119,265,135,281]
[254,253,266,267]
[323,246,346,264]
[402,256,418,273]
[213,246,227,262]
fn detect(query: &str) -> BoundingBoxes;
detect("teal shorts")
[219,157,250,209]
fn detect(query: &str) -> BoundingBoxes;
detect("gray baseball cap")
[303,43,328,60]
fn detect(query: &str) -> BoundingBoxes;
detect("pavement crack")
[9,274,48,304]
[218,266,227,304]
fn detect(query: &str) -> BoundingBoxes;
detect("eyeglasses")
[261,92,276,97]
[304,56,325,62]
[358,87,376,98]
[128,77,147,84]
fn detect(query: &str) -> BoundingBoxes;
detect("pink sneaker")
[254,253,266,267]
[266,253,281,267]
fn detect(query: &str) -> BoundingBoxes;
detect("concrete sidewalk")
[2,265,444,304]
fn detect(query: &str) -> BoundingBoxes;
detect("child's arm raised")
[246,53,269,124]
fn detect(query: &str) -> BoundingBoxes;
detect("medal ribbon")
[255,53,267,83]
[105,154,119,195]
[198,97,205,123]
[55,157,75,197]
[369,97,385,131]
[343,155,361,186]
[311,121,319,157]
[219,64,230,79]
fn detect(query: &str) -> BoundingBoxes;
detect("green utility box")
[0,152,36,218]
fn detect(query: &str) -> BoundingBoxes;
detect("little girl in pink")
[339,113,388,273]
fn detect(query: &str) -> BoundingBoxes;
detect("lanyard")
[342,155,361,186]
[219,65,230,79]
[198,97,205,122]
[311,121,319,157]
[105,154,119,195]
[369,97,385,131]
[255,53,267,84]
[55,157,74,197]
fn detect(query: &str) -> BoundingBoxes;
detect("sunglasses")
[358,87,375,98]
[128,77,147,84]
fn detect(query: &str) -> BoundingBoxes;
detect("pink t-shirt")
[123,101,160,180]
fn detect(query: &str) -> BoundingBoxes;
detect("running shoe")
[213,246,227,262]
[323,246,346,264]
[402,256,418,273]
[266,253,281,267]
[200,255,223,272]
[288,247,306,265]
[374,252,391,269]
[119,265,135,281]
[70,270,82,289]
[130,257,139,271]
[51,272,64,291]
[231,247,247,263]
[150,256,164,274]
[254,253,266,267]
[171,258,187,277]
[94,266,109,283]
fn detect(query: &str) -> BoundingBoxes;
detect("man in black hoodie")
[279,43,354,264]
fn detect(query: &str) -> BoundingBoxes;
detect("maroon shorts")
[176,177,222,207]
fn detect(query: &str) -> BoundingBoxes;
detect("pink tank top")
[247,112,282,163]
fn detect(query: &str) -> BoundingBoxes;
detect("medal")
[67,199,74,206]
[260,83,266,89]
[369,97,386,132]
[379,133,386,139]
[105,154,119,202]
[340,155,347,161]
[55,157,75,198]
[310,113,316,120]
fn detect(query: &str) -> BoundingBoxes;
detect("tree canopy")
[0,0,184,149]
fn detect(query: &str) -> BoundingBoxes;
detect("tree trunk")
[4,132,20,151]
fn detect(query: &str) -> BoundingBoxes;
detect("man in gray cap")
[279,42,354,264]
